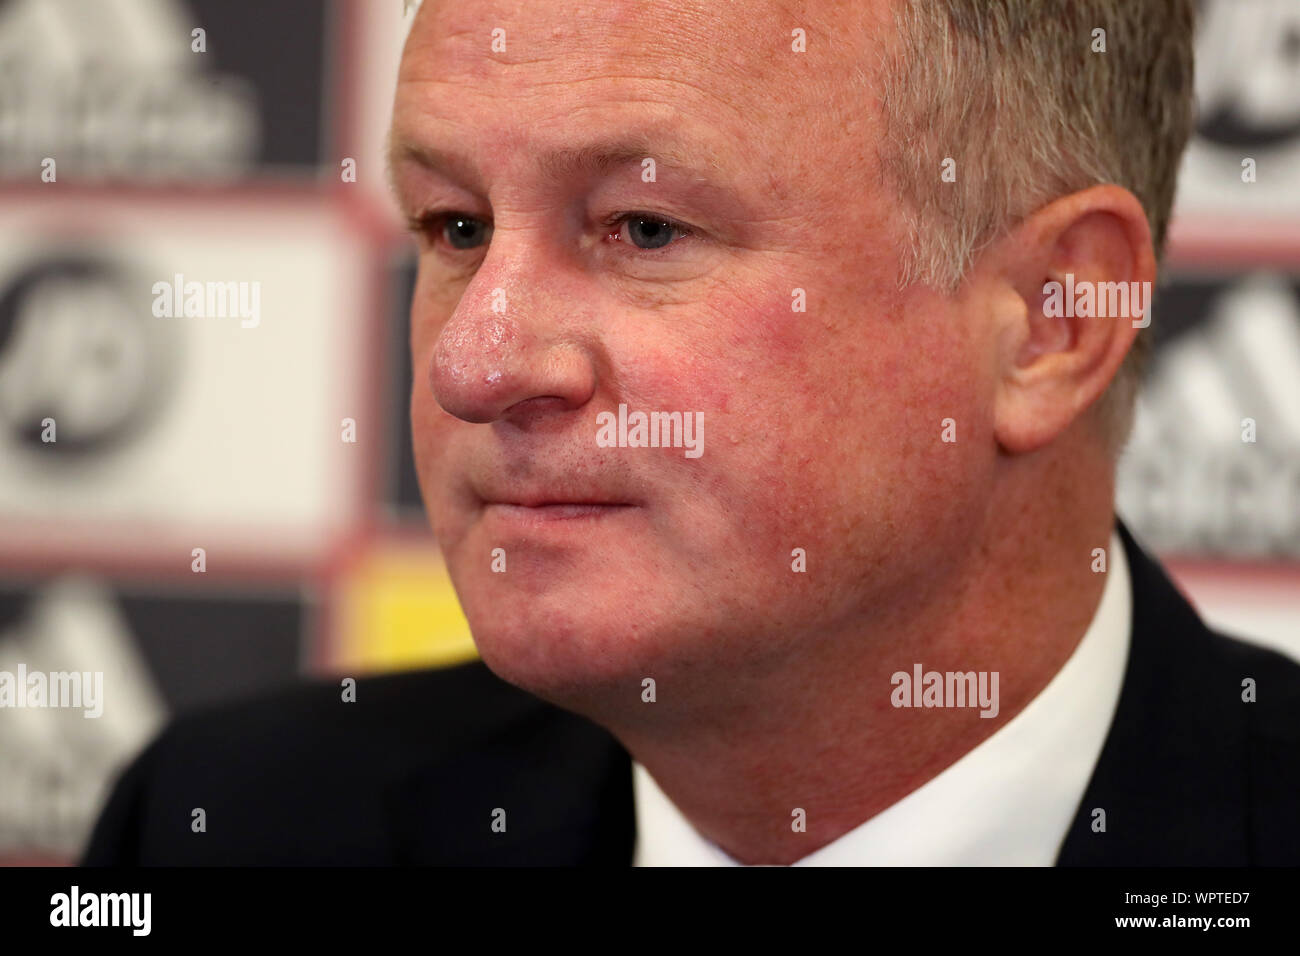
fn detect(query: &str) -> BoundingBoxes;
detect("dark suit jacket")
[81,522,1300,865]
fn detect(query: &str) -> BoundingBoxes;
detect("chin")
[464,587,610,673]
[457,582,683,709]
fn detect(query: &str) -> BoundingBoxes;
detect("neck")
[604,447,1117,865]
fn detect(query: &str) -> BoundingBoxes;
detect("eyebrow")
[386,132,728,197]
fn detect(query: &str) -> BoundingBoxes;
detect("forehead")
[394,0,888,190]
[404,0,798,86]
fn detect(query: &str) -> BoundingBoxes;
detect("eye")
[406,211,492,252]
[443,215,492,250]
[605,213,693,251]
[405,209,693,257]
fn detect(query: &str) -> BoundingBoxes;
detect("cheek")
[657,279,989,550]
[408,321,438,457]
[608,285,838,539]
[646,280,823,420]
[408,303,461,490]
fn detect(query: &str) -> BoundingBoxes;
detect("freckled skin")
[393,0,1132,864]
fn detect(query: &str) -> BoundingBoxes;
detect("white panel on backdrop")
[0,197,368,567]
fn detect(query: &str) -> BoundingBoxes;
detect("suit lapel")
[384,695,635,865]
[1056,521,1251,864]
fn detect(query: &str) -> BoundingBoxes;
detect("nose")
[428,260,596,425]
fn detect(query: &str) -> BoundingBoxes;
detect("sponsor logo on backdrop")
[1195,0,1300,149]
[0,0,259,180]
[0,578,166,861]
[1119,272,1300,558]
[0,256,178,452]
[1180,0,1300,213]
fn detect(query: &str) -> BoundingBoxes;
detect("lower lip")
[486,503,635,523]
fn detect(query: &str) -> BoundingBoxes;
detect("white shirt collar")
[633,530,1132,865]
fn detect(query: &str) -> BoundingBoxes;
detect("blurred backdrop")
[0,0,1297,864]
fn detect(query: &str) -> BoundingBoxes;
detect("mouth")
[477,483,641,527]
[485,501,636,522]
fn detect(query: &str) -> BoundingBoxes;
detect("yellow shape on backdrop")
[336,543,478,673]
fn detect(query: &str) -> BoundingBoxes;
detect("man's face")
[391,0,995,707]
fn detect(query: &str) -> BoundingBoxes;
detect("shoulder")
[1209,627,1300,842]
[80,661,601,865]
[153,658,550,766]
[1122,519,1300,735]
[1062,521,1300,864]
[1197,623,1300,771]
[1205,626,1300,709]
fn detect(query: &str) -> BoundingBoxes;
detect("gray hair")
[873,0,1197,451]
